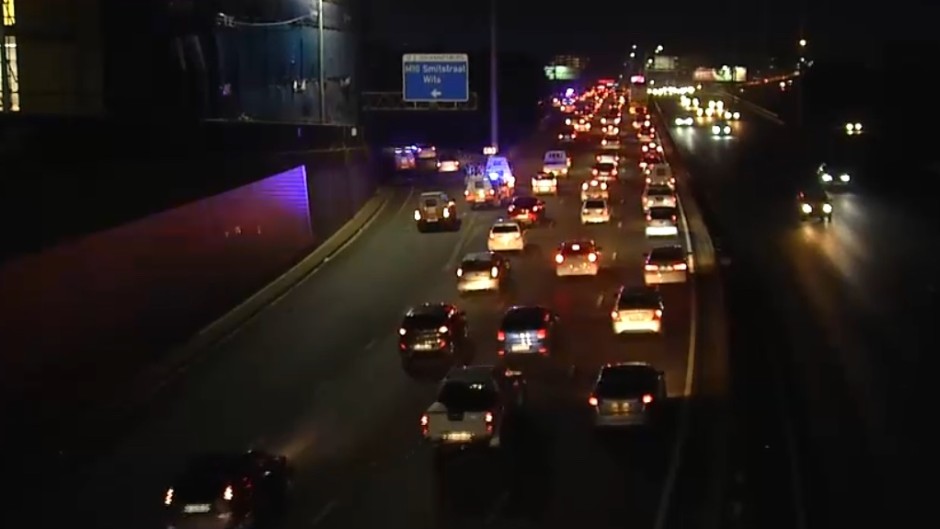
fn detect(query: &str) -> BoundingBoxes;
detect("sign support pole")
[489,0,498,152]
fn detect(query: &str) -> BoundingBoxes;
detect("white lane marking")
[483,490,511,525]
[310,499,338,526]
[595,293,605,307]
[364,338,377,350]
[653,269,698,529]
[442,214,480,271]
[393,186,416,220]
[617,221,623,229]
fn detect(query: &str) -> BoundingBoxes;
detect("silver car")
[643,245,688,285]
[555,240,601,277]
[589,362,667,428]
[457,252,511,293]
[645,206,679,237]
[642,184,677,212]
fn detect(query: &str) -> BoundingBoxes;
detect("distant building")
[0,0,359,124]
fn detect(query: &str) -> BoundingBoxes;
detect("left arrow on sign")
[431,89,442,98]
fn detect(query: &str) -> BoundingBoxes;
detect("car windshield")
[649,207,676,220]
[654,167,670,177]
[512,197,538,208]
[438,381,498,412]
[596,163,615,171]
[403,313,447,330]
[491,224,519,234]
[617,290,661,309]
[461,258,494,271]
[561,241,594,254]
[502,307,547,330]
[584,200,606,209]
[596,368,658,399]
[649,246,685,262]
[423,198,439,207]
[646,186,673,196]
[535,173,553,180]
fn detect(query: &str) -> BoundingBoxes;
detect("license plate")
[413,343,434,350]
[445,432,472,441]
[183,504,211,514]
[510,343,529,352]
[628,314,647,321]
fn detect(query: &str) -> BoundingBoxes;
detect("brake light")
[497,331,505,341]
[533,205,540,211]
[508,205,515,212]
[588,395,599,407]
[645,264,658,271]
[464,190,470,196]
[592,169,598,175]
[164,488,174,506]
[610,311,620,320]
[456,268,463,277]
[555,253,564,264]
[438,326,449,333]
[672,216,677,222]
[654,309,663,318]
[223,485,234,501]
[588,252,597,262]
[491,266,499,278]
[536,329,547,339]
[642,394,654,404]
[581,183,588,190]
[674,263,688,270]
[646,214,652,221]
[398,327,406,336]
[484,412,494,423]
[600,183,608,190]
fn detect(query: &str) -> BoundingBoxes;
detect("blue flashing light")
[488,172,501,181]
[565,88,575,97]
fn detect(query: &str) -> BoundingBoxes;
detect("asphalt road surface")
[20,121,725,529]
[658,97,931,529]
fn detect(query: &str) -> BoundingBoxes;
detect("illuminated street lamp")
[799,38,807,47]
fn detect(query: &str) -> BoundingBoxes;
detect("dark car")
[497,305,560,358]
[398,303,469,365]
[589,362,667,428]
[164,451,290,529]
[507,196,547,226]
[797,188,833,222]
[816,162,852,190]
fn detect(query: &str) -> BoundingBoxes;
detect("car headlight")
[413,209,422,221]
[822,203,832,213]
[443,208,450,218]
[723,126,731,134]
[840,173,850,182]
[821,173,833,182]
[801,203,812,214]
[712,125,720,134]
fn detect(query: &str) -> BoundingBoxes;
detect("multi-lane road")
[22,116,731,529]
[658,96,929,528]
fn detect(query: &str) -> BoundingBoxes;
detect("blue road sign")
[402,53,469,103]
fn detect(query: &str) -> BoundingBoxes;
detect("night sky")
[362,0,939,68]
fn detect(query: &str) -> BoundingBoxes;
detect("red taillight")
[588,395,599,407]
[646,214,652,221]
[592,169,598,175]
[536,329,547,339]
[464,190,470,196]
[555,253,564,264]
[497,331,505,341]
[508,205,515,212]
[489,189,495,195]
[484,411,494,423]
[610,311,620,320]
[674,263,688,270]
[672,215,677,222]
[420,414,429,426]
[587,252,597,262]
[533,205,540,211]
[645,264,658,271]
[223,485,234,501]
[642,394,654,404]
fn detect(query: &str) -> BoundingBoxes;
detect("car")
[580,179,610,201]
[497,305,560,357]
[638,151,664,171]
[645,206,680,237]
[437,155,461,172]
[589,362,667,428]
[797,189,833,222]
[600,137,621,150]
[591,161,619,181]
[816,162,851,190]
[674,114,694,126]
[393,149,416,170]
[580,198,611,225]
[414,192,458,231]
[642,184,677,211]
[421,365,525,453]
[456,252,511,293]
[643,245,688,285]
[163,451,290,529]
[558,131,576,143]
[610,286,665,334]
[507,196,547,226]
[542,150,571,176]
[599,113,621,126]
[531,172,559,195]
[645,163,675,187]
[464,175,509,208]
[555,239,601,277]
[487,220,526,252]
[398,303,469,365]
[711,121,732,137]
[595,153,620,165]
[637,129,655,143]
[602,125,620,136]
[640,140,663,154]
[414,143,438,159]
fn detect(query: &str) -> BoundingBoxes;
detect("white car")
[595,153,619,165]
[611,286,664,334]
[711,121,732,137]
[600,138,621,150]
[643,245,688,285]
[580,179,609,202]
[437,157,461,172]
[542,150,570,176]
[487,221,525,252]
[642,185,677,212]
[580,199,611,225]
[645,206,680,237]
[645,163,675,188]
[531,173,558,195]
[555,240,601,277]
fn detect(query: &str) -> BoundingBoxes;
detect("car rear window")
[655,167,669,177]
[473,181,486,189]
[596,368,658,399]
[561,241,594,254]
[512,197,538,208]
[423,198,439,207]
[584,200,606,209]
[461,258,493,271]
[646,186,673,196]
[648,207,676,220]
[502,307,547,330]
[403,313,447,329]
[649,246,685,262]
[491,224,519,234]
[617,290,660,309]
[438,382,498,411]
[596,163,616,171]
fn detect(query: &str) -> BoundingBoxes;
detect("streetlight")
[799,38,807,47]
[632,44,637,50]
[655,45,664,53]
[489,0,498,152]
[629,52,635,58]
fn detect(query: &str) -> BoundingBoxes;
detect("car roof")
[492,220,521,228]
[445,365,497,383]
[601,361,658,375]
[420,191,446,198]
[512,195,539,204]
[406,303,452,317]
[645,185,673,194]
[648,245,685,260]
[560,240,596,250]
[462,251,495,262]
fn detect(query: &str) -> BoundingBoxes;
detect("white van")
[485,156,516,187]
[542,150,570,176]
